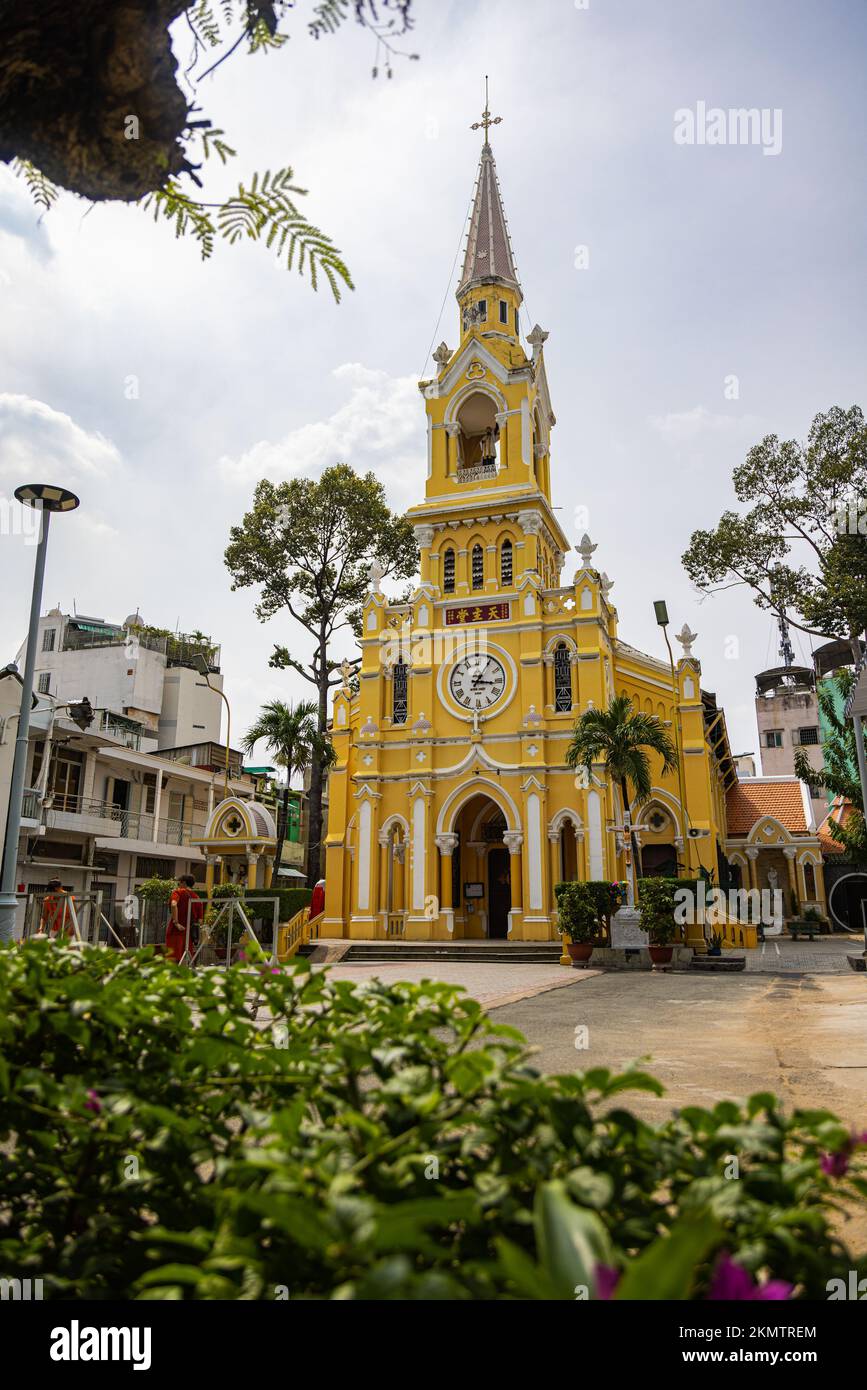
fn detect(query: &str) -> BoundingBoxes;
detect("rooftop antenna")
[777,610,796,669]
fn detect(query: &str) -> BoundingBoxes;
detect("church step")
[343,943,564,964]
[689,955,746,972]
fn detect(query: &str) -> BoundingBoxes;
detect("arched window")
[471,544,484,590]
[443,548,455,594]
[500,537,513,587]
[392,660,408,725]
[554,642,572,713]
[803,861,817,899]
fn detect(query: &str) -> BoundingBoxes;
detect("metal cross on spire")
[470,75,502,142]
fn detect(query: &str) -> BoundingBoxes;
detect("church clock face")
[449,654,507,711]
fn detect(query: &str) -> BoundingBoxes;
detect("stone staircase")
[340,941,565,965]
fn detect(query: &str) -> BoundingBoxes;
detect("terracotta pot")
[648,945,673,965]
[567,942,594,966]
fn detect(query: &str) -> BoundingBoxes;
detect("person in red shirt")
[309,878,325,918]
[166,875,203,964]
[41,879,74,938]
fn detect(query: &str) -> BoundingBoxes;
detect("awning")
[276,866,306,879]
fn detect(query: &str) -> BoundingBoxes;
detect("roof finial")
[470,75,502,144]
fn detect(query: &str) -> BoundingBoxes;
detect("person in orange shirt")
[166,874,203,964]
[41,879,74,938]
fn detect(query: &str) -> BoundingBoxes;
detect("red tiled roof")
[726,778,809,836]
[817,797,853,853]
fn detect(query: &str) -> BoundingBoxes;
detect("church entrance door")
[488,848,510,939]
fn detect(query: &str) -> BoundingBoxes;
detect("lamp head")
[14,484,80,513]
[653,600,670,627]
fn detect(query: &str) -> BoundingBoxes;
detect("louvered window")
[471,544,484,590]
[500,538,513,587]
[443,548,455,594]
[392,661,408,725]
[554,643,572,713]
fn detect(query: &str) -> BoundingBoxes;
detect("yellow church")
[322,111,734,944]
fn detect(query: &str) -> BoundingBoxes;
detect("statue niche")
[455,391,500,474]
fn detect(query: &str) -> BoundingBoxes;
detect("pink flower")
[84,1089,102,1115]
[708,1253,792,1301]
[820,1128,867,1178]
[595,1265,620,1300]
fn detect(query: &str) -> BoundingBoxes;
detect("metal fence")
[18,890,282,967]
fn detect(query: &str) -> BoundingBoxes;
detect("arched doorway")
[439,790,518,939]
[487,847,510,938]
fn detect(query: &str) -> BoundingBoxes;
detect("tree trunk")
[272,785,288,893]
[306,632,329,888]
[0,1,191,201]
[621,776,643,880]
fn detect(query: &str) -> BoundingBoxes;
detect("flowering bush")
[0,940,864,1300]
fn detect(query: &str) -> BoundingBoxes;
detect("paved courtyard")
[320,937,867,1127]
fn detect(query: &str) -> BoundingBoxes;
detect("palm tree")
[242,699,318,887]
[566,693,678,883]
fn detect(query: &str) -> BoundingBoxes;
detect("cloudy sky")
[1,0,866,760]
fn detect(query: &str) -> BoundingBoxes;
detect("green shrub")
[136,876,176,904]
[554,882,599,944]
[638,876,680,945]
[1,941,864,1300]
[555,880,623,943]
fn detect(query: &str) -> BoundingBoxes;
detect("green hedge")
[1,940,864,1300]
[211,884,312,923]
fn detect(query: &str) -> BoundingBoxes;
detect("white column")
[587,790,603,879]
[526,793,543,911]
[357,799,372,912]
[411,796,426,912]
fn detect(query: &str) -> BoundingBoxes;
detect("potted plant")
[638,877,678,966]
[707,930,723,957]
[555,882,599,965]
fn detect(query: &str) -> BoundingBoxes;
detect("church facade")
[322,123,732,943]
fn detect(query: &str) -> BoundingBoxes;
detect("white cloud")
[0,394,121,484]
[649,406,761,442]
[218,363,425,505]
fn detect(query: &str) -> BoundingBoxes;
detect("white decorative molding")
[435,833,459,856]
[357,799,372,912]
[503,830,524,856]
[577,533,597,566]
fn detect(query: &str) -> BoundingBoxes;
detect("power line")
[418,185,475,381]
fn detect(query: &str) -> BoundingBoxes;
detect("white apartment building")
[0,664,257,937]
[17,609,225,753]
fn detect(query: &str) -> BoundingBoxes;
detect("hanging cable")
[418,185,475,381]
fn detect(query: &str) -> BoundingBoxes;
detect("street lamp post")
[0,485,80,943]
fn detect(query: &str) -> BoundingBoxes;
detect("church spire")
[458,82,520,298]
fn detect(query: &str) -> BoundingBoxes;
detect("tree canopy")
[225,464,417,881]
[682,405,867,662]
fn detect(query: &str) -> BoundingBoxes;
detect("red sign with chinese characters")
[444,602,510,626]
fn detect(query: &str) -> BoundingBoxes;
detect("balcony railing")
[456,462,497,484]
[46,794,201,846]
[21,787,41,822]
